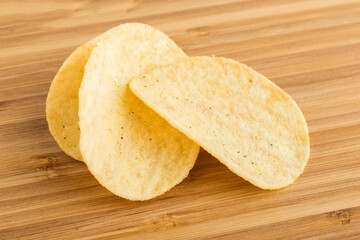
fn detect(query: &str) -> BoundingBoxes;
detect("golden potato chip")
[46,28,117,161]
[78,23,199,200]
[130,56,310,189]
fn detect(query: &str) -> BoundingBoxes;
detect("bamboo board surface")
[1,0,360,239]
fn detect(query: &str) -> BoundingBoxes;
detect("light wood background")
[1,0,360,239]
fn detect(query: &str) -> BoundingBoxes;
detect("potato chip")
[78,23,199,200]
[46,28,117,161]
[130,56,310,189]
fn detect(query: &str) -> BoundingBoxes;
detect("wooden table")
[1,1,360,239]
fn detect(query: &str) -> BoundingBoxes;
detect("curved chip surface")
[130,56,310,189]
[46,27,117,161]
[79,23,199,200]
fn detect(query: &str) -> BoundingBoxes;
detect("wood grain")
[1,0,360,239]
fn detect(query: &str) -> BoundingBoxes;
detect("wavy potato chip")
[46,27,117,161]
[130,56,310,189]
[79,23,199,200]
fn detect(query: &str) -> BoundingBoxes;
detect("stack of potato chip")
[46,23,310,201]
